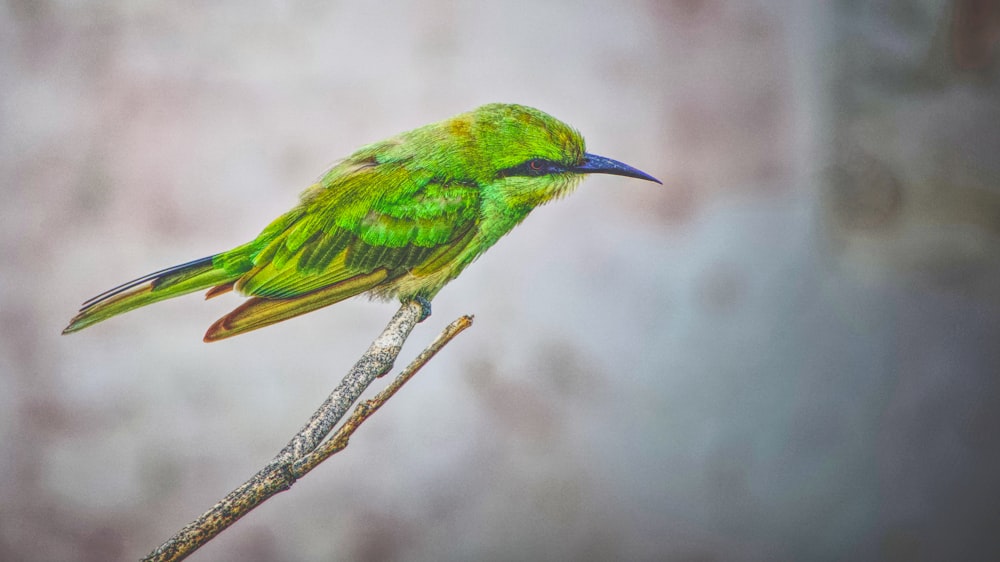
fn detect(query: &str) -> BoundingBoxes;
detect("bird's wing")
[235,164,481,299]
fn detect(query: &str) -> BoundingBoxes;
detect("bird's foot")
[412,296,432,322]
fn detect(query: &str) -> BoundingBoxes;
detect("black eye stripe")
[497,158,566,179]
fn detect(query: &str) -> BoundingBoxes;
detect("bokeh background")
[3,1,999,560]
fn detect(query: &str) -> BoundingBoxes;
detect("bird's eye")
[496,158,563,179]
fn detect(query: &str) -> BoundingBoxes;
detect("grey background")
[3,1,999,560]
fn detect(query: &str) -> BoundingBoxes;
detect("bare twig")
[294,314,474,474]
[143,302,473,562]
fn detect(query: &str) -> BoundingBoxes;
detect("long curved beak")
[572,153,662,184]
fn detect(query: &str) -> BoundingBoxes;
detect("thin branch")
[293,314,474,474]
[142,302,473,562]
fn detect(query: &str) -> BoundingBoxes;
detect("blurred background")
[3,0,999,560]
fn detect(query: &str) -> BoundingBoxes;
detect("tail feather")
[203,269,389,342]
[63,255,240,335]
[204,281,236,300]
[78,256,216,309]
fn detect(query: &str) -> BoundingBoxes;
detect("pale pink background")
[3,1,999,560]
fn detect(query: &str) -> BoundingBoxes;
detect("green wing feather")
[233,163,480,298]
[203,161,482,340]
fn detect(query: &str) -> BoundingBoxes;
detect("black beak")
[572,152,662,184]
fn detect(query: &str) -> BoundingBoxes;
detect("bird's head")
[341,103,660,212]
[451,103,662,210]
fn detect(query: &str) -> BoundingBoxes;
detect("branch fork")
[143,301,473,561]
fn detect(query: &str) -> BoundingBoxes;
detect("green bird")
[63,103,660,342]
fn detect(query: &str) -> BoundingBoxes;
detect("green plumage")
[62,103,660,341]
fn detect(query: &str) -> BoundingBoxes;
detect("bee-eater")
[62,103,660,342]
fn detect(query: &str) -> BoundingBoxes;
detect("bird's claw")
[413,296,432,322]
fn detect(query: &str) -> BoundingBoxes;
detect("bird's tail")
[62,255,241,335]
